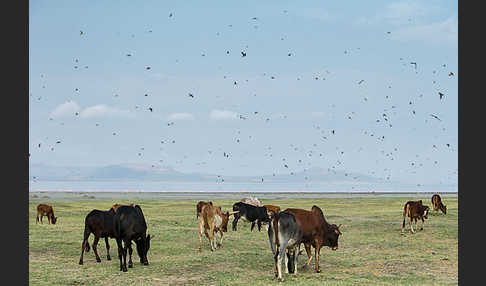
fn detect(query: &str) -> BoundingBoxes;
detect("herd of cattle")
[34,194,448,281]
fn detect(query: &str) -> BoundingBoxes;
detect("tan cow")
[36,204,57,224]
[198,203,238,251]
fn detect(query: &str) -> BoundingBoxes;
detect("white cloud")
[391,16,457,45]
[383,1,427,25]
[50,101,80,118]
[167,112,195,121]
[80,104,132,118]
[209,109,238,120]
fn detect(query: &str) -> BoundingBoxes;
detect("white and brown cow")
[198,203,238,252]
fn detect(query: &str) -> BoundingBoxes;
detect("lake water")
[28,180,457,193]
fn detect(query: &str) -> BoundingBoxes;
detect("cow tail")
[268,216,275,255]
[273,214,280,257]
[83,224,91,252]
[402,203,409,228]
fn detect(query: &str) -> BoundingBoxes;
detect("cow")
[198,203,238,251]
[284,206,342,273]
[232,202,271,232]
[112,203,134,212]
[36,204,57,224]
[268,211,304,281]
[401,200,430,234]
[196,201,213,218]
[431,194,447,215]
[79,207,119,265]
[114,205,152,272]
[264,204,281,218]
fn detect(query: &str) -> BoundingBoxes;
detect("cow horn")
[337,224,342,229]
[229,211,239,215]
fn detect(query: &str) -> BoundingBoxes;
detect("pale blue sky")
[29,0,458,187]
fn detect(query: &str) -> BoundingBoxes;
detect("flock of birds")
[30,10,457,189]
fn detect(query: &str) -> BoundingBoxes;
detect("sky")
[29,0,458,188]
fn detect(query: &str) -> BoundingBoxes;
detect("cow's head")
[220,211,239,232]
[422,206,430,219]
[440,204,447,215]
[136,233,153,265]
[325,224,342,251]
[51,216,58,224]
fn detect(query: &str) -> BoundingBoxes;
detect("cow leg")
[420,217,425,231]
[409,217,415,233]
[250,221,256,232]
[232,215,240,231]
[198,219,204,252]
[105,237,111,260]
[294,245,300,274]
[122,240,129,272]
[128,241,133,268]
[203,227,212,251]
[273,247,279,278]
[284,249,289,274]
[36,214,39,224]
[314,243,321,273]
[257,220,263,232]
[208,224,216,251]
[92,235,102,262]
[115,238,126,271]
[304,243,312,267]
[218,230,224,248]
[277,242,288,281]
[40,215,43,224]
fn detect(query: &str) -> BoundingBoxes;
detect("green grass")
[29,196,457,285]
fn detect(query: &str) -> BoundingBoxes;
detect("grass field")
[29,195,458,285]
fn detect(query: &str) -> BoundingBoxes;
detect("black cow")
[79,208,120,265]
[268,211,304,281]
[232,202,271,232]
[114,205,152,272]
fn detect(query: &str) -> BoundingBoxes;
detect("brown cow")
[112,203,134,212]
[36,204,57,224]
[284,206,342,273]
[431,194,447,215]
[401,200,430,234]
[264,204,281,218]
[196,201,213,218]
[198,203,238,251]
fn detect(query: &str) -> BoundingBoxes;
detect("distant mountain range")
[29,163,381,184]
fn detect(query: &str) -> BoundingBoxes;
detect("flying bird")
[148,107,153,112]
[188,93,194,98]
[146,66,151,70]
[241,51,247,57]
[358,80,364,84]
[80,30,84,35]
[169,13,173,17]
[430,114,441,121]
[410,62,417,69]
[449,72,454,76]
[439,92,445,99]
